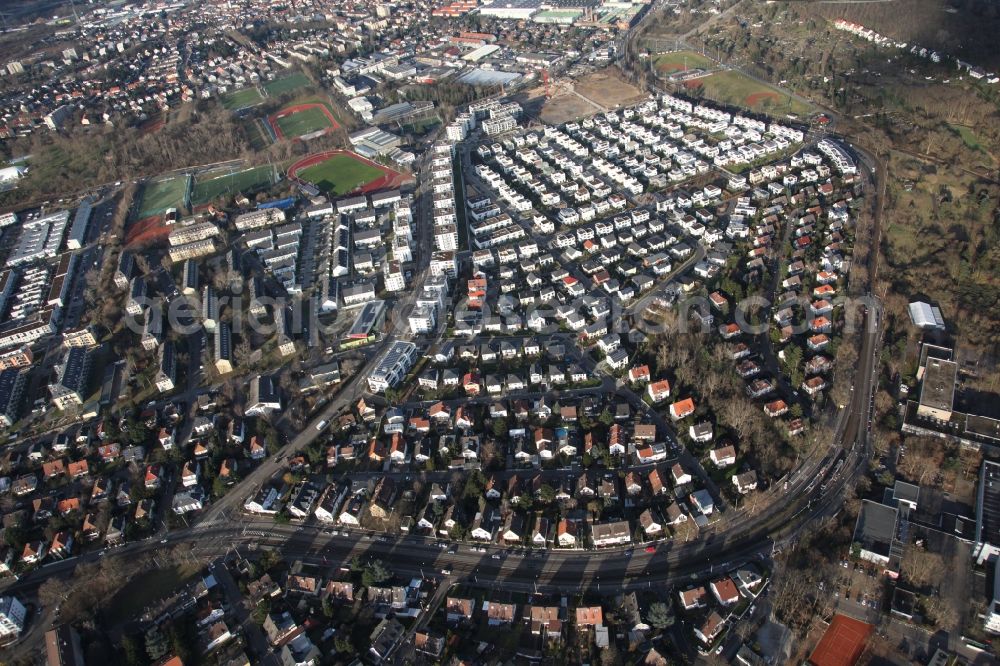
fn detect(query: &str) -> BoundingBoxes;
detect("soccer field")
[136,176,189,219]
[263,73,311,97]
[222,86,263,110]
[274,106,335,138]
[191,165,277,205]
[297,154,385,196]
[654,50,716,73]
[688,70,813,117]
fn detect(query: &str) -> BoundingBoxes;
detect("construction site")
[520,67,648,126]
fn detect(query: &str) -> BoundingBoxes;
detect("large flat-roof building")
[916,357,957,421]
[7,210,70,267]
[478,0,541,20]
[66,198,92,250]
[986,557,1000,634]
[903,344,1000,448]
[975,460,1000,565]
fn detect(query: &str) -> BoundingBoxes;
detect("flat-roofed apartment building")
[368,340,418,393]
[141,311,163,350]
[903,343,1000,448]
[975,460,1000,565]
[214,322,233,374]
[156,341,176,393]
[234,208,286,231]
[0,368,27,427]
[49,347,92,410]
[917,357,958,422]
[169,239,216,263]
[62,326,97,348]
[0,345,32,370]
[114,252,134,290]
[168,220,218,246]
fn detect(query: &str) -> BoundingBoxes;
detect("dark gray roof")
[853,500,898,558]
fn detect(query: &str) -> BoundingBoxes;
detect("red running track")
[287,149,411,195]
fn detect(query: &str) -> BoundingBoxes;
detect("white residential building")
[368,341,418,393]
[0,596,26,638]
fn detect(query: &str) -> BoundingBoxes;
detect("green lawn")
[950,124,983,151]
[298,154,384,196]
[136,176,189,219]
[275,106,335,138]
[104,564,202,627]
[222,86,263,110]
[402,117,442,136]
[246,118,272,150]
[654,50,717,73]
[689,70,813,117]
[191,165,278,205]
[264,72,311,97]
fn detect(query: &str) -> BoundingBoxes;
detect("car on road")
[645,546,656,553]
[491,554,502,560]
[315,419,329,431]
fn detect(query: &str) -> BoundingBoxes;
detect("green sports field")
[687,70,814,117]
[654,50,717,73]
[222,86,263,110]
[191,165,278,205]
[950,124,983,151]
[246,119,272,150]
[275,106,335,138]
[264,72,311,97]
[136,176,189,219]
[297,154,384,196]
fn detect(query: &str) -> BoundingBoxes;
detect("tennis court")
[808,613,873,666]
